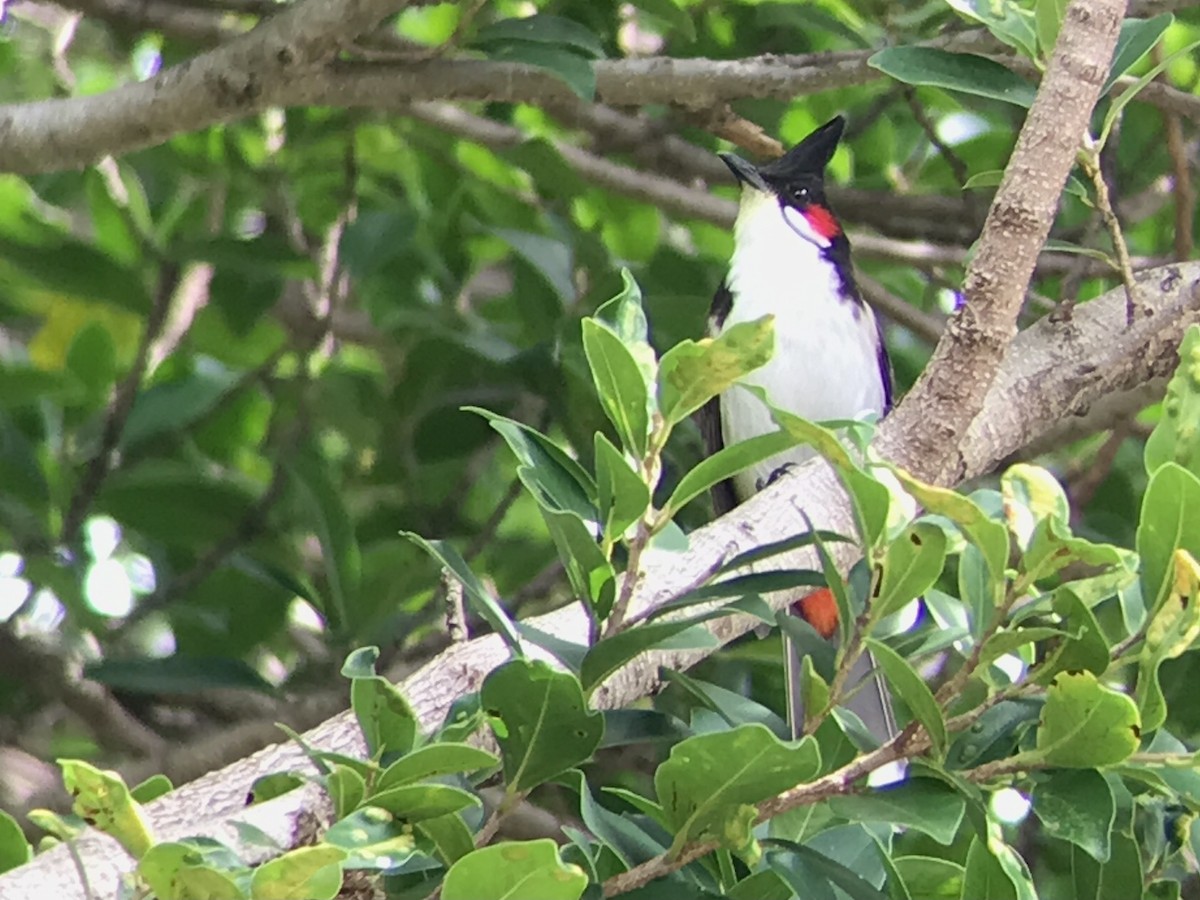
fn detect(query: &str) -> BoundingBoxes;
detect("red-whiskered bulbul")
[697,116,898,745]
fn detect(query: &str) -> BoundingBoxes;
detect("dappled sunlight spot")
[85,515,121,561]
[0,575,30,622]
[288,597,326,633]
[85,558,134,618]
[22,589,64,634]
[991,787,1031,825]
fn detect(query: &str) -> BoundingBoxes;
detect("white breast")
[717,191,886,500]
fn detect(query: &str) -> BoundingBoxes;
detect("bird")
[696,115,897,745]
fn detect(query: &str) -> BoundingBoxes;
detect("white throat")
[717,189,886,500]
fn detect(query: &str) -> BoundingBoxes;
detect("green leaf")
[1145,325,1200,479]
[416,813,475,866]
[0,809,31,874]
[1103,14,1173,94]
[484,42,597,100]
[594,432,650,543]
[580,615,722,694]
[770,408,890,549]
[661,669,789,735]
[65,320,117,401]
[1001,462,1070,547]
[657,316,775,424]
[630,0,696,42]
[323,807,420,871]
[129,774,173,805]
[594,269,655,377]
[1038,589,1110,682]
[1098,37,1200,148]
[873,522,948,620]
[401,533,523,656]
[1033,672,1140,768]
[350,675,419,759]
[945,699,1042,771]
[655,724,820,853]
[865,639,947,758]
[249,846,345,900]
[1035,0,1068,58]
[827,779,965,845]
[944,0,1038,58]
[893,856,964,900]
[1031,769,1115,863]
[442,840,587,900]
[961,837,1026,900]
[1066,830,1143,900]
[664,429,799,516]
[891,470,1009,580]
[249,772,305,805]
[599,709,691,749]
[583,319,652,457]
[83,656,275,695]
[1137,548,1200,731]
[120,362,239,451]
[482,659,604,793]
[326,765,366,819]
[376,744,499,792]
[766,842,891,900]
[0,236,150,313]
[287,450,361,633]
[470,408,597,521]
[541,506,616,619]
[61,760,154,859]
[366,783,480,822]
[965,169,1091,204]
[868,47,1037,106]
[96,462,257,548]
[341,646,381,680]
[1137,463,1200,613]
[473,14,604,58]
[138,840,248,900]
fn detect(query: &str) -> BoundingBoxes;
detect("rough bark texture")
[881,0,1127,485]
[4,262,1198,900]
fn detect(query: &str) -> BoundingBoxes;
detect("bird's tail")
[782,587,898,744]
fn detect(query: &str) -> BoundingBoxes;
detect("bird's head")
[719,116,845,250]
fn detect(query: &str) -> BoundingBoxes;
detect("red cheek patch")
[803,205,841,240]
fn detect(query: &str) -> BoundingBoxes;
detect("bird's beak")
[719,153,769,192]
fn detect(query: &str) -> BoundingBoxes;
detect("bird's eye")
[790,186,809,203]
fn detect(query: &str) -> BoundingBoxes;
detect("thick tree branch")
[4,262,1197,900]
[882,0,1126,485]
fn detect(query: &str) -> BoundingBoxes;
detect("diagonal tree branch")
[3,261,1197,900]
[881,0,1127,486]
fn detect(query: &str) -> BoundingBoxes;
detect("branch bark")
[3,261,1197,900]
[881,0,1127,485]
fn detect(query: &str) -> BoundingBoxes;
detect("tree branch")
[882,0,1127,485]
[4,262,1197,900]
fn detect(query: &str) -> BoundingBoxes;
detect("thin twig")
[1153,44,1196,262]
[442,568,468,644]
[1080,135,1142,324]
[60,263,180,548]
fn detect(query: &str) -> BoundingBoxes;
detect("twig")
[880,0,1128,485]
[1079,135,1142,324]
[118,461,289,627]
[1153,44,1196,262]
[60,263,180,548]
[0,628,166,758]
[1064,426,1129,513]
[856,272,944,344]
[603,724,924,896]
[442,568,468,644]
